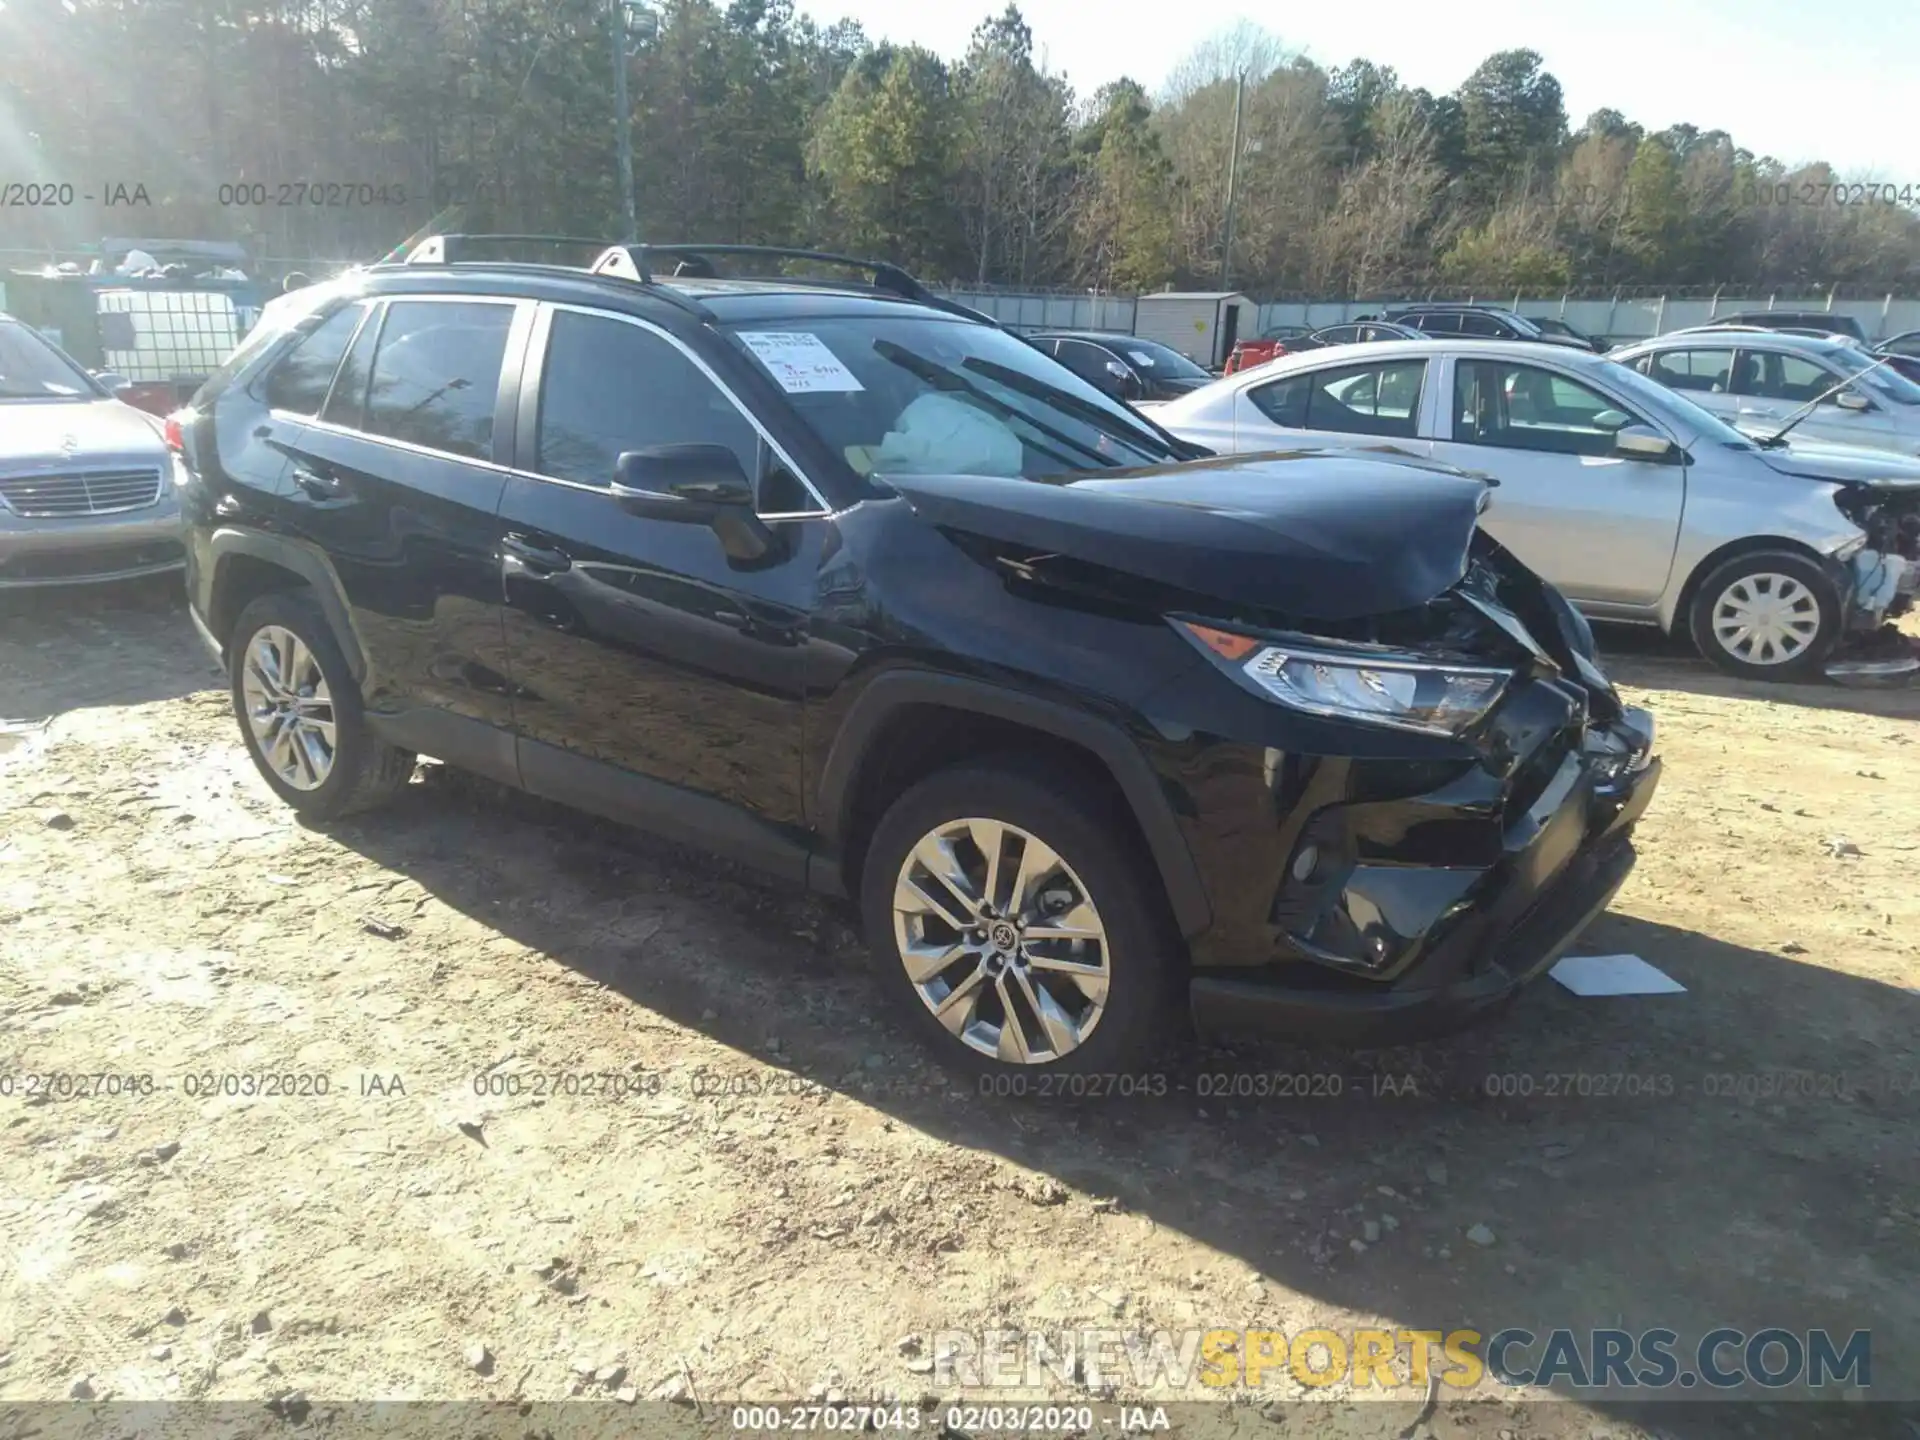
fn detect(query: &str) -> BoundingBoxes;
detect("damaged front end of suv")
[861,451,1662,1044]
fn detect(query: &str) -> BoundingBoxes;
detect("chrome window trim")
[267,295,838,520]
[314,299,382,423]
[270,295,520,465]
[530,301,832,517]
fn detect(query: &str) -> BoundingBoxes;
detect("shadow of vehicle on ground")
[1595,622,1920,722]
[320,764,1918,1440]
[8,590,1912,1434]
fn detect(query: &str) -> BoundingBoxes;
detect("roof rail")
[589,243,1002,327]
[389,234,612,267]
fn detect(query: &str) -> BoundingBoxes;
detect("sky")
[796,0,1917,177]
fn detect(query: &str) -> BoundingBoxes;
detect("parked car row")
[1222,303,1607,375]
[1147,336,1920,682]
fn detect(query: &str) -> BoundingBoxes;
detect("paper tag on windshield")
[738,331,864,394]
[1126,349,1157,367]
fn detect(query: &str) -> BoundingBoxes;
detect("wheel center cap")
[989,920,1020,953]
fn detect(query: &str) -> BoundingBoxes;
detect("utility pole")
[1220,72,1246,290]
[611,0,638,243]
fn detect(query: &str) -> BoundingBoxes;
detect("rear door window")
[362,300,515,461]
[1647,348,1734,393]
[1246,372,1309,427]
[320,303,382,429]
[1414,312,1462,335]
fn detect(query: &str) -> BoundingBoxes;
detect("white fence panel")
[952,292,1920,345]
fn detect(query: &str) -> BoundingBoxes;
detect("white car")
[1148,339,1920,680]
[1611,331,1920,455]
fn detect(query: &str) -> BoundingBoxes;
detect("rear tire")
[229,591,413,819]
[1687,550,1840,680]
[858,757,1180,1078]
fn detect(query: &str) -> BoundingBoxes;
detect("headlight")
[1176,621,1511,737]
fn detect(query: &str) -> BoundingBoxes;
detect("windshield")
[726,316,1186,480]
[0,321,95,399]
[1601,357,1760,450]
[1827,346,1920,406]
[1109,338,1211,380]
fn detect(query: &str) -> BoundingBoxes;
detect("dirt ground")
[1,581,1916,1440]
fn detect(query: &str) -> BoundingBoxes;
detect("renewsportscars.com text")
[931,1326,1871,1393]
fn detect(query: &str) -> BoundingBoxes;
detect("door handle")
[292,465,345,499]
[502,534,572,576]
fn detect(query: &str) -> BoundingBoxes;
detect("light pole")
[1220,71,1245,290]
[610,0,655,244]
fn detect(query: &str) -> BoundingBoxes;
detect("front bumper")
[1184,701,1663,1046]
[0,500,185,589]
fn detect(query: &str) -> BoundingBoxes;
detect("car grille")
[0,468,165,517]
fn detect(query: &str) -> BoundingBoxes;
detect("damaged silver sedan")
[1149,339,1920,683]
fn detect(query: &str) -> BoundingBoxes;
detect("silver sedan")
[1147,339,1920,681]
[0,316,183,589]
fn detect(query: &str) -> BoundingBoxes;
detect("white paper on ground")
[736,331,864,393]
[1548,953,1687,997]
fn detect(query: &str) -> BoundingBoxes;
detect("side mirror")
[1100,359,1140,399]
[612,445,776,562]
[92,371,132,395]
[1590,409,1632,433]
[1614,423,1676,461]
[1835,390,1871,412]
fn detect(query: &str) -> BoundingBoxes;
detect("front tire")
[858,758,1179,1077]
[229,591,413,819]
[1687,550,1840,680]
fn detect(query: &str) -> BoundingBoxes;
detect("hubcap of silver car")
[892,819,1110,1064]
[240,625,336,790]
[1711,573,1821,666]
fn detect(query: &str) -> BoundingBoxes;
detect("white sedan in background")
[1146,340,1920,681]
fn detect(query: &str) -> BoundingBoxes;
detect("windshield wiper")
[1762,354,1894,446]
[960,356,1176,457]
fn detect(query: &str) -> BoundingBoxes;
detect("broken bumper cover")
[1188,708,1662,1046]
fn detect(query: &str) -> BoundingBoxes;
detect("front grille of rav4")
[0,468,164,517]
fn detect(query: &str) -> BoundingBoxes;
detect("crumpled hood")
[879,450,1492,622]
[1753,437,1920,490]
[0,397,167,464]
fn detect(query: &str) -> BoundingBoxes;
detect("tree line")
[4,0,1918,294]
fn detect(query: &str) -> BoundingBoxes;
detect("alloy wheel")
[891,818,1111,1065]
[240,625,337,791]
[1710,572,1821,667]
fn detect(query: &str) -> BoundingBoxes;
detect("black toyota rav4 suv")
[171,237,1661,1076]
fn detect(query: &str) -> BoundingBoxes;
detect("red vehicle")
[1222,319,1429,375]
[1222,324,1314,376]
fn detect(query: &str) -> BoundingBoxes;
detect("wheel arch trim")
[1666,534,1840,636]
[207,527,368,682]
[816,670,1212,939]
